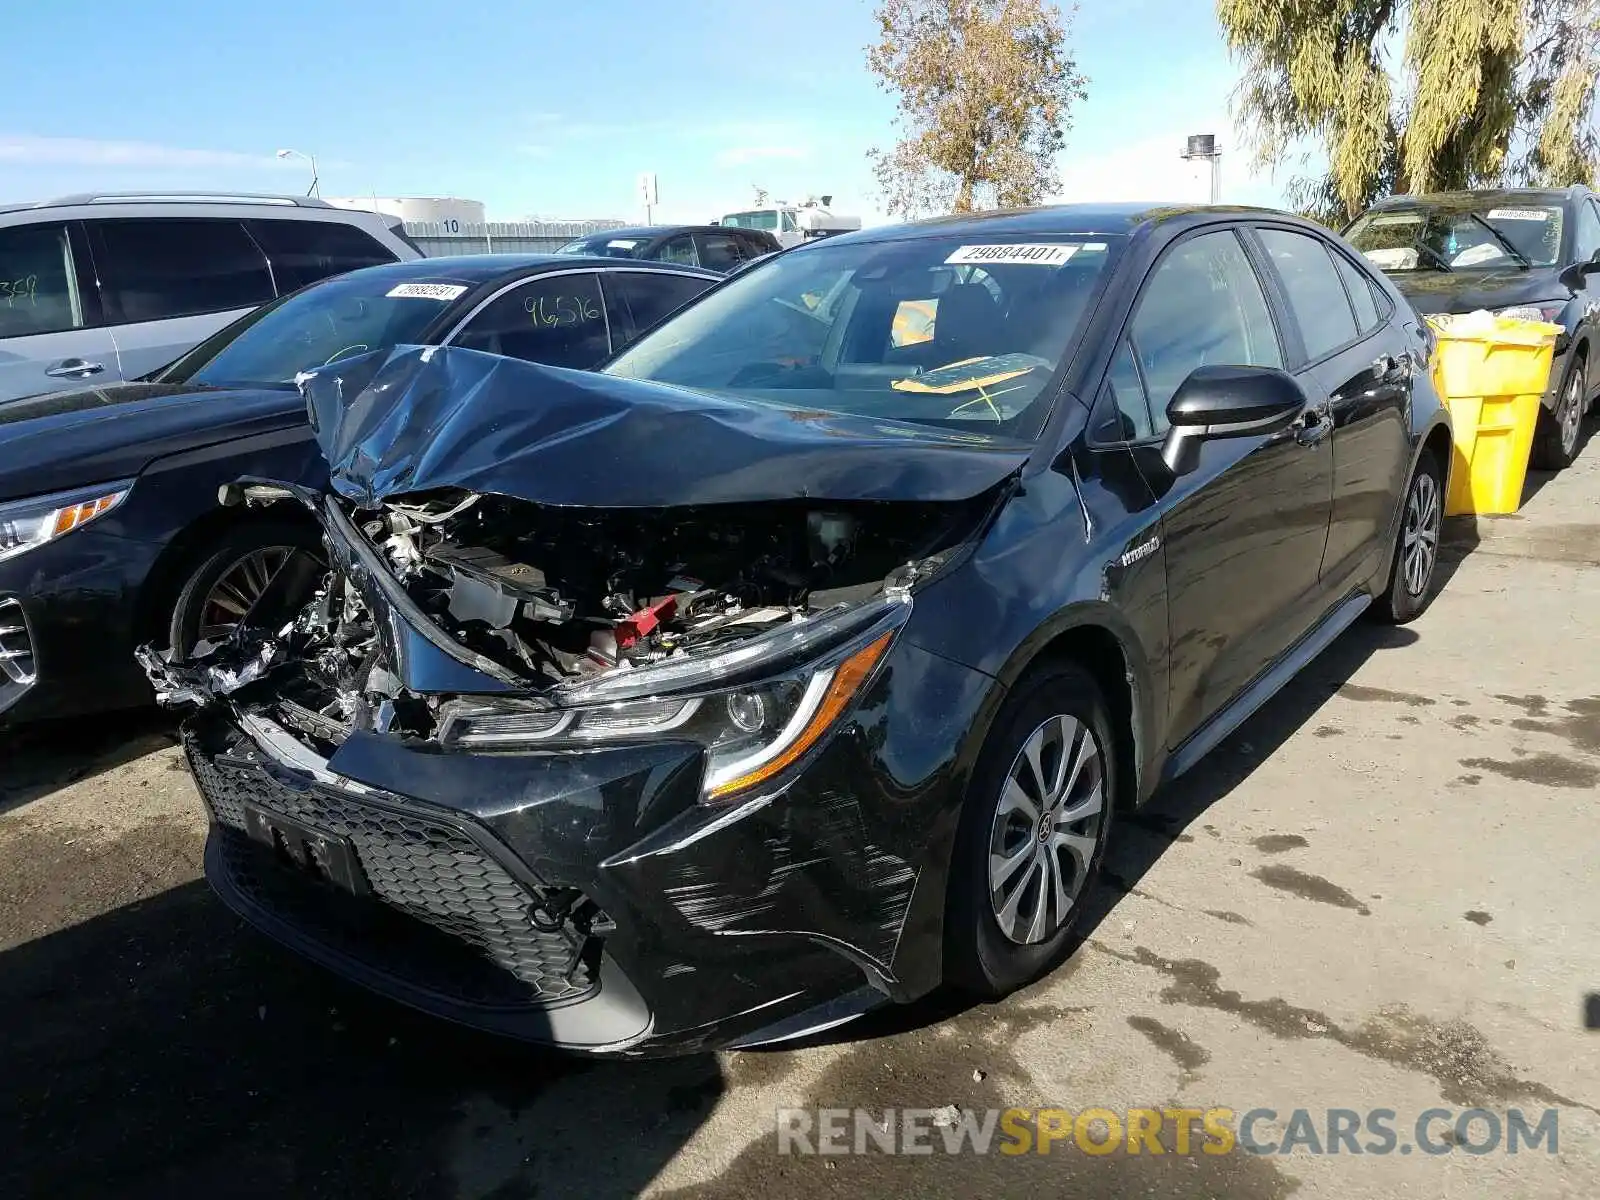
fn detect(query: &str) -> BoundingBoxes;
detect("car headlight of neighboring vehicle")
[1494,302,1566,323]
[0,481,132,565]
[435,595,908,803]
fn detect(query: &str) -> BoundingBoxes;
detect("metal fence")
[402,219,629,257]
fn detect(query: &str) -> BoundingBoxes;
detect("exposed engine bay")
[145,484,997,754]
[358,489,980,686]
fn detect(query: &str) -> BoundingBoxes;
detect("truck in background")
[714,195,862,248]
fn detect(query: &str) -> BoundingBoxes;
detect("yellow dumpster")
[1424,313,1562,516]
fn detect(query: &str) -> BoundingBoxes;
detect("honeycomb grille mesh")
[185,732,594,1004]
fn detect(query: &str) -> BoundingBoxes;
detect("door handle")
[1294,408,1334,447]
[44,358,106,379]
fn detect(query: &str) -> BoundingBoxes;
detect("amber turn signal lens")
[51,494,123,537]
[706,630,894,801]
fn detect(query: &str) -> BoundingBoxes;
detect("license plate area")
[242,803,369,896]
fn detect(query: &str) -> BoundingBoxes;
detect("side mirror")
[1558,248,1600,292]
[1160,365,1309,476]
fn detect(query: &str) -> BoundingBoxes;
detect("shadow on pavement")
[0,709,178,816]
[0,871,721,1200]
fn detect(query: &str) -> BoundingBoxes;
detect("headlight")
[0,481,132,564]
[436,596,906,803]
[1493,302,1565,323]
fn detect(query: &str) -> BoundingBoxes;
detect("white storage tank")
[326,196,487,232]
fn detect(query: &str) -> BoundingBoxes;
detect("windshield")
[1346,201,1566,271]
[158,271,464,387]
[603,233,1120,440]
[556,235,645,258]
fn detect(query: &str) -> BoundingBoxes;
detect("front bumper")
[0,529,163,722]
[178,665,975,1054]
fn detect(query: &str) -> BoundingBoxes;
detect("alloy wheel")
[988,713,1106,945]
[1402,470,1441,598]
[197,547,292,644]
[1559,368,1584,460]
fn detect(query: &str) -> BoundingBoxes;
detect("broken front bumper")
[171,636,988,1055]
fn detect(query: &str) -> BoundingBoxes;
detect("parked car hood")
[1389,266,1568,315]
[0,382,305,503]
[302,345,1035,509]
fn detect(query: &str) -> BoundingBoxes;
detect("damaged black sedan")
[143,204,1452,1055]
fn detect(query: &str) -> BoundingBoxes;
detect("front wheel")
[945,661,1117,999]
[1530,355,1586,471]
[167,521,323,658]
[1373,449,1444,625]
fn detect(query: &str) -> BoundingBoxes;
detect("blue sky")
[2,0,1291,223]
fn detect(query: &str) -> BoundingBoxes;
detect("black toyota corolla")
[0,255,716,725]
[144,204,1453,1056]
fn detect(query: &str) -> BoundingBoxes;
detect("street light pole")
[276,148,320,197]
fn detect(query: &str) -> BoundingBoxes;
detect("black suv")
[1345,186,1600,469]
[150,204,1451,1056]
[555,224,780,273]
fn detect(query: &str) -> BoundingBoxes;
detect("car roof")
[324,253,720,288]
[815,202,1309,248]
[1368,186,1590,209]
[566,224,767,240]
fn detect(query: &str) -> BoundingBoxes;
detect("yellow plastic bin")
[1424,314,1562,516]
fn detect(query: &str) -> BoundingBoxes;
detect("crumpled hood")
[301,345,1034,509]
[1390,266,1567,316]
[0,382,305,502]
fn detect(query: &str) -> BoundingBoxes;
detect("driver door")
[1119,228,1334,748]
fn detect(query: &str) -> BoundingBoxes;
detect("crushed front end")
[143,475,996,1054]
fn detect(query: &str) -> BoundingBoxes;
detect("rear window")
[557,235,644,258]
[246,218,397,291]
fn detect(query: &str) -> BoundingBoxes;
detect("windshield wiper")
[1464,213,1532,269]
[1410,241,1453,272]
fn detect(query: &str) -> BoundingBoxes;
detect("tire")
[167,521,323,658]
[1530,353,1586,471]
[945,660,1118,999]
[1373,448,1444,625]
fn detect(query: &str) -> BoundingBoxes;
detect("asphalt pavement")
[3,440,1598,1199]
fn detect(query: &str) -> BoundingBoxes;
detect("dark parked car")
[145,203,1451,1056]
[556,225,780,273]
[1344,186,1600,469]
[0,254,717,725]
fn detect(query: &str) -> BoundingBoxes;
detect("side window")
[1258,229,1359,360]
[1575,200,1600,261]
[1129,229,1283,431]
[245,218,398,292]
[0,223,83,339]
[696,232,745,272]
[91,218,274,323]
[1094,341,1154,442]
[1332,250,1381,333]
[650,235,700,267]
[611,271,713,341]
[450,272,610,370]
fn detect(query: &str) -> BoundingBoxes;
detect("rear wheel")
[945,661,1116,998]
[167,522,323,657]
[1531,354,1586,471]
[1373,449,1444,624]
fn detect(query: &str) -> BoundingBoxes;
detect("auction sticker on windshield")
[386,283,469,301]
[945,244,1079,266]
[1487,208,1550,222]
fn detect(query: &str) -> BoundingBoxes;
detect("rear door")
[86,217,276,380]
[1113,226,1333,746]
[1253,225,1412,587]
[446,270,614,369]
[0,221,115,401]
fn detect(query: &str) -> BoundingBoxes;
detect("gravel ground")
[4,442,1598,1200]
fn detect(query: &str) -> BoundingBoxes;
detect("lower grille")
[0,599,37,712]
[185,731,596,1006]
